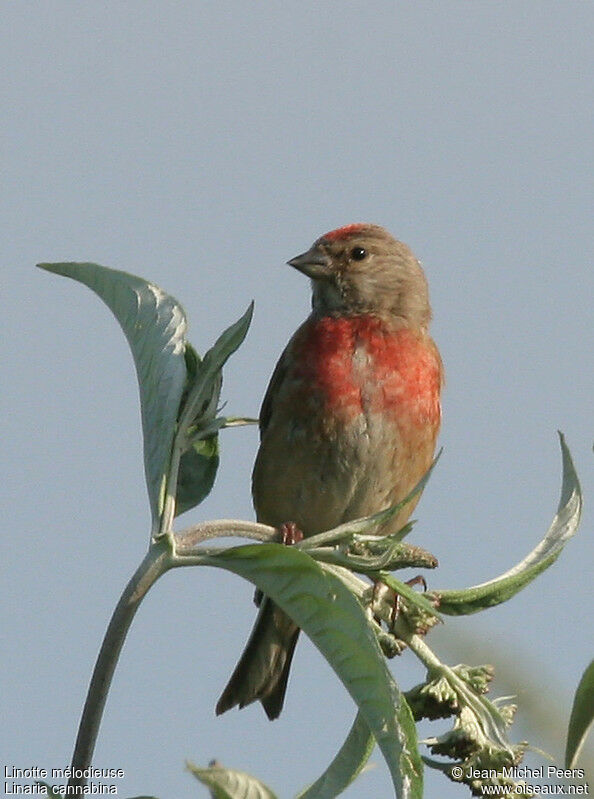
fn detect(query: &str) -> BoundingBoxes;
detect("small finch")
[216,223,443,719]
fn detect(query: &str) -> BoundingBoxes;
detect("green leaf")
[172,304,253,517]
[181,343,223,433]
[223,416,259,428]
[433,433,582,616]
[203,544,423,799]
[179,303,253,429]
[173,304,253,516]
[205,301,254,374]
[565,660,594,768]
[187,761,278,799]
[175,434,219,516]
[295,711,375,799]
[38,262,188,529]
[184,340,201,380]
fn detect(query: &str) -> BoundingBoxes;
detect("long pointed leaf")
[180,303,253,427]
[176,435,220,516]
[433,433,582,615]
[39,262,187,528]
[204,544,423,798]
[187,761,278,799]
[206,301,254,370]
[174,304,253,516]
[565,660,594,768]
[295,711,375,799]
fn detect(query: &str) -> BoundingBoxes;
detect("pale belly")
[252,405,436,537]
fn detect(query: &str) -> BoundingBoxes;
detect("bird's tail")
[216,598,300,720]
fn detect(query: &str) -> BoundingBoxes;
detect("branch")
[67,540,172,792]
[174,519,277,552]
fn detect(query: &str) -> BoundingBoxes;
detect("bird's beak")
[287,244,331,280]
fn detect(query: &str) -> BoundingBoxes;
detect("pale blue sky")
[2,4,593,798]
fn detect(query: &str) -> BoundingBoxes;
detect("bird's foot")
[371,574,428,629]
[278,521,304,546]
[253,522,304,607]
[390,575,427,628]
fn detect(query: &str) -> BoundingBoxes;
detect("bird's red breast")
[291,315,442,431]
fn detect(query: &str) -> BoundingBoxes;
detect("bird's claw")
[253,522,304,607]
[278,521,304,546]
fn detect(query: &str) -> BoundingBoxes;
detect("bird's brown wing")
[258,336,294,437]
[218,336,302,720]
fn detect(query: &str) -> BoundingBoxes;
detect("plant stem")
[67,539,172,792]
[66,518,275,792]
[399,630,444,671]
[157,443,182,539]
[174,518,276,552]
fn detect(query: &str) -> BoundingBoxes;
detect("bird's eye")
[351,246,367,261]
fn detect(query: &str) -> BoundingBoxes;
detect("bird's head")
[288,223,431,327]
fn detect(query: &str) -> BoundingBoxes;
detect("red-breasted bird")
[216,223,443,719]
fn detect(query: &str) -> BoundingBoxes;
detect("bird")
[216,223,443,720]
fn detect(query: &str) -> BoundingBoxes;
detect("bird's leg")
[254,521,304,606]
[370,575,428,627]
[390,575,427,628]
[278,520,304,545]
